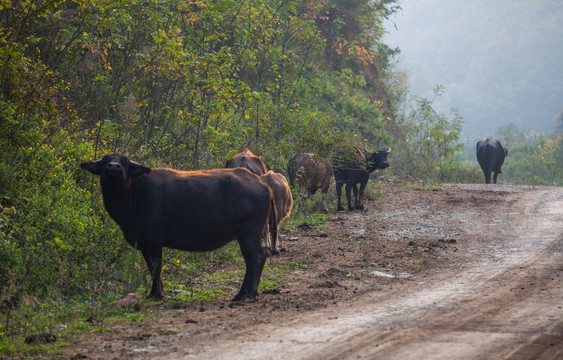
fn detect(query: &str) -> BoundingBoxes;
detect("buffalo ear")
[80,161,102,175]
[128,161,151,177]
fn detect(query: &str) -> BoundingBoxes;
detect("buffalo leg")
[268,202,279,255]
[233,233,266,303]
[263,220,279,256]
[321,187,329,213]
[352,183,359,207]
[483,169,491,184]
[336,181,345,211]
[356,180,368,210]
[141,248,164,299]
[493,171,499,184]
[345,182,354,211]
[261,223,272,257]
[480,162,491,184]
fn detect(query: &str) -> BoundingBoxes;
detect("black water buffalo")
[225,147,268,176]
[80,153,276,303]
[333,146,390,211]
[260,171,293,254]
[287,153,332,212]
[476,139,508,184]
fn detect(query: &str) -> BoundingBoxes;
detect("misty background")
[383,0,563,141]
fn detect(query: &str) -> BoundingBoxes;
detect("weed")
[284,213,329,230]
[367,210,382,218]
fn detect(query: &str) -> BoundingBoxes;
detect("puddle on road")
[367,270,411,278]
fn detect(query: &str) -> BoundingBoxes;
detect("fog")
[383,0,563,139]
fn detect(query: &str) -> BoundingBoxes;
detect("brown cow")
[225,147,268,176]
[333,146,390,211]
[225,147,276,250]
[260,171,293,254]
[287,153,332,212]
[80,153,277,303]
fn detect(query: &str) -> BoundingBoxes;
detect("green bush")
[0,130,146,333]
[495,124,562,185]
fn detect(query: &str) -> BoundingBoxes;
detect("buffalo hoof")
[147,292,165,301]
[348,207,355,211]
[355,205,365,210]
[337,206,345,211]
[231,294,256,303]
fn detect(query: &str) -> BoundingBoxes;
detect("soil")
[60,182,563,360]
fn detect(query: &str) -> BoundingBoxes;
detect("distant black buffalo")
[333,146,390,211]
[81,153,276,303]
[476,139,508,184]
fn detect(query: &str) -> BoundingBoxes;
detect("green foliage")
[495,124,562,185]
[392,86,474,182]
[0,131,147,326]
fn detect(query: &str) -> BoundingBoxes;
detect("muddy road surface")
[62,183,563,360]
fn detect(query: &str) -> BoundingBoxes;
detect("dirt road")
[62,184,563,360]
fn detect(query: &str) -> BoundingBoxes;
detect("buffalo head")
[80,153,151,191]
[81,153,149,176]
[366,149,391,172]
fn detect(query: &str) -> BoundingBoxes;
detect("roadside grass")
[287,187,330,228]
[163,259,307,308]
[0,241,307,358]
[0,295,146,358]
